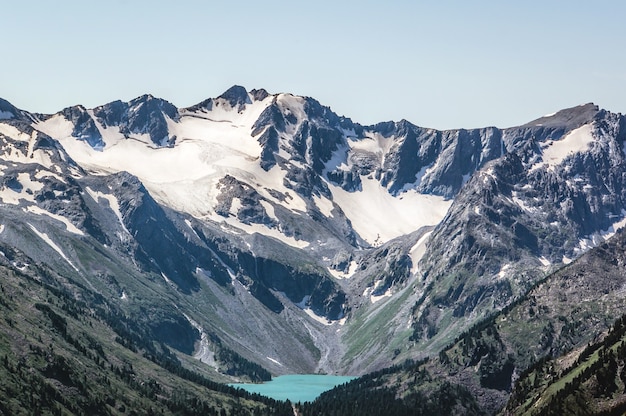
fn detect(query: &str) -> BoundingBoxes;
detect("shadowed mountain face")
[0,87,625,414]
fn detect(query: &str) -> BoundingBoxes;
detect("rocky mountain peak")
[217,85,252,110]
[91,95,178,147]
[0,98,21,120]
[250,88,270,101]
[127,94,178,119]
[523,102,600,129]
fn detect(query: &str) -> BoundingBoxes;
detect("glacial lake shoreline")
[229,374,357,403]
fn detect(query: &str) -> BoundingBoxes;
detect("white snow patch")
[481,167,497,184]
[415,164,431,184]
[578,237,595,253]
[296,295,334,325]
[18,172,44,193]
[608,214,626,236]
[15,262,28,271]
[28,223,79,271]
[538,257,551,267]
[276,94,306,129]
[295,295,310,309]
[328,177,451,245]
[370,288,393,303]
[530,124,595,172]
[0,186,25,205]
[498,263,512,279]
[573,212,626,257]
[198,250,237,281]
[0,172,45,205]
[0,224,4,234]
[313,194,334,217]
[325,130,394,173]
[349,136,386,154]
[161,273,174,285]
[563,256,573,264]
[230,197,242,216]
[266,357,283,367]
[183,314,218,369]
[512,194,536,214]
[120,291,128,300]
[362,280,393,304]
[259,200,278,222]
[34,170,66,183]
[362,286,372,298]
[33,114,75,139]
[25,206,84,235]
[185,219,202,240]
[303,308,333,326]
[409,231,432,275]
[323,145,350,172]
[212,215,309,249]
[0,128,55,168]
[328,260,358,279]
[0,123,30,141]
[85,187,129,236]
[352,131,396,156]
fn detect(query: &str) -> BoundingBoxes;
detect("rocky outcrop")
[61,105,105,149]
[215,175,277,227]
[236,248,347,320]
[93,95,178,146]
[413,105,626,342]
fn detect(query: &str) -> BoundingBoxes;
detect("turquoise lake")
[230,374,356,403]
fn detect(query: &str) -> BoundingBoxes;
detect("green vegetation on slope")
[297,358,483,416]
[505,314,626,416]
[0,250,292,416]
[300,228,626,415]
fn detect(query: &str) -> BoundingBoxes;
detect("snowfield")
[30,94,453,248]
[328,177,451,245]
[530,124,595,172]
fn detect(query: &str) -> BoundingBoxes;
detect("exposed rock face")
[0,87,625,389]
[0,97,21,119]
[413,104,626,343]
[61,106,105,149]
[215,175,277,227]
[93,95,178,146]
[217,85,252,111]
[235,250,347,319]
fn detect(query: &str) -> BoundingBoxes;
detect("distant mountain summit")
[523,102,600,128]
[0,97,21,119]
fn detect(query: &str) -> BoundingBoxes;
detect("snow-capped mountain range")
[0,86,625,376]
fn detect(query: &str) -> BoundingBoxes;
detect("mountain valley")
[0,87,625,414]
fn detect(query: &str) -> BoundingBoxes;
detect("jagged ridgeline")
[0,87,625,414]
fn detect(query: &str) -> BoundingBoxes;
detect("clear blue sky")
[3,1,625,129]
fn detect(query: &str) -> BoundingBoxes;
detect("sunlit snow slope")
[34,88,452,248]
